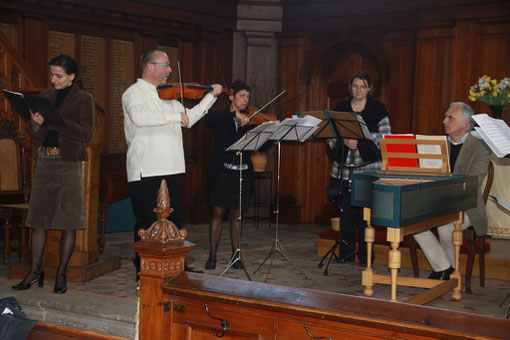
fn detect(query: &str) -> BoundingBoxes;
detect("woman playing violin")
[204,80,253,270]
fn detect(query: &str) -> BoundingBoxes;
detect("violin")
[243,90,287,125]
[157,82,231,101]
[244,107,277,125]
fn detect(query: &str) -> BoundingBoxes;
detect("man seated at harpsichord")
[413,102,490,280]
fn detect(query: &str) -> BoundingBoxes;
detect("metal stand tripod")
[318,147,358,276]
[318,194,357,276]
[253,141,308,282]
[220,151,251,280]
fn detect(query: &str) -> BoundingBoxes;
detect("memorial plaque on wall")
[110,39,134,153]
[80,35,105,108]
[157,45,178,82]
[49,31,75,60]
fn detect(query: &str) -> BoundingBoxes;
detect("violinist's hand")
[209,84,222,97]
[181,112,189,128]
[237,113,249,127]
[30,111,44,131]
[344,138,358,150]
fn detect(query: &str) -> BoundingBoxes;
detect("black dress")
[205,108,254,209]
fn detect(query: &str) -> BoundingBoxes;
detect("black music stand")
[298,111,368,275]
[220,122,279,280]
[253,116,320,282]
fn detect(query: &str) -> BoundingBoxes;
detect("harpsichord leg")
[362,208,375,296]
[387,227,403,302]
[451,213,463,300]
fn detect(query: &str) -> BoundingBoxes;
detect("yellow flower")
[469,96,476,101]
[491,79,497,85]
[480,91,486,96]
[492,92,498,97]
[507,93,510,98]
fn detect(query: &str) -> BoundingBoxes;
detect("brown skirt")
[26,156,86,230]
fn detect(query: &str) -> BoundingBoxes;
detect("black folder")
[1,89,66,127]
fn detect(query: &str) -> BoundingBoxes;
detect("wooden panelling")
[385,30,416,134]
[412,26,453,135]
[2,1,509,225]
[277,1,510,224]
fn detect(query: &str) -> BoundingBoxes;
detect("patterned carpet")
[2,222,510,320]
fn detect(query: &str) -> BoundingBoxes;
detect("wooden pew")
[132,180,510,340]
[28,322,125,340]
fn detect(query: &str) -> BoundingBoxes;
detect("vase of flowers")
[468,75,510,119]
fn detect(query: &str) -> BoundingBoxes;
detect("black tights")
[208,206,241,260]
[23,228,76,287]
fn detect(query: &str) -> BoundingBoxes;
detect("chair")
[0,123,30,265]
[409,160,494,293]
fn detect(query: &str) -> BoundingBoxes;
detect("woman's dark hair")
[49,54,78,76]
[229,80,250,96]
[349,70,373,96]
[49,54,83,88]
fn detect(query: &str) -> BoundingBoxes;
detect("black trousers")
[129,174,184,243]
[330,177,368,260]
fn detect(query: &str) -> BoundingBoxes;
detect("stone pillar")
[234,0,282,107]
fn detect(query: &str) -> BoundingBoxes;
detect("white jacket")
[122,78,216,182]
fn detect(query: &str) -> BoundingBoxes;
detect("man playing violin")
[122,49,222,279]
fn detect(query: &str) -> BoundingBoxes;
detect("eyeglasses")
[352,85,368,91]
[151,62,170,68]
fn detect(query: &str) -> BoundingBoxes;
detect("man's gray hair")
[450,102,475,131]
[140,50,161,72]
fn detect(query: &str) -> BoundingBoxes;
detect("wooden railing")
[28,322,125,340]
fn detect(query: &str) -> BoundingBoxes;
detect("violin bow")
[177,61,186,114]
[247,89,287,121]
[217,60,229,90]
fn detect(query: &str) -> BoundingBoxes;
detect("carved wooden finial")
[138,179,188,243]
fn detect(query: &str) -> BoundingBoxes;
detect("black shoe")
[233,260,244,270]
[440,266,454,280]
[357,254,374,267]
[337,254,356,263]
[428,266,454,280]
[428,270,442,279]
[12,271,45,290]
[205,258,216,270]
[54,274,67,294]
[185,265,204,274]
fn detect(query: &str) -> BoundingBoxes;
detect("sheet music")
[415,134,449,170]
[490,195,510,212]
[226,121,278,152]
[472,113,510,158]
[270,117,320,142]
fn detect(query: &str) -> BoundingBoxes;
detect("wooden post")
[131,179,195,340]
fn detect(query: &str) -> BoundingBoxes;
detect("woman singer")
[12,54,95,294]
[327,70,391,266]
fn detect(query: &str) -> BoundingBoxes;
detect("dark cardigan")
[333,97,389,164]
[204,108,254,192]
